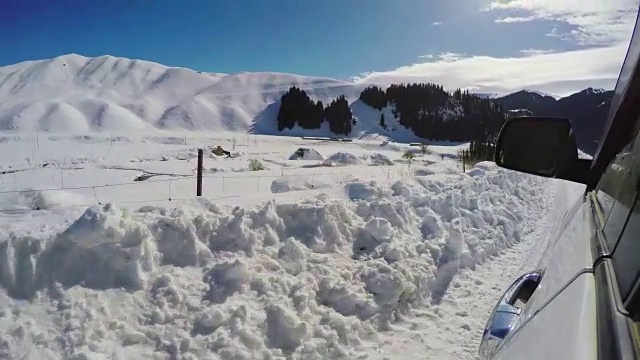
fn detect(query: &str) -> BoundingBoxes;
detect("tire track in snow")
[441,179,585,359]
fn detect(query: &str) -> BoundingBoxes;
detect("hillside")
[0,54,615,149]
[493,90,558,115]
[494,88,613,154]
[0,54,361,134]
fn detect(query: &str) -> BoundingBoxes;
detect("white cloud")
[354,43,629,97]
[520,49,554,56]
[488,0,638,45]
[438,52,464,62]
[431,21,443,26]
[350,0,637,97]
[354,0,640,96]
[495,16,537,23]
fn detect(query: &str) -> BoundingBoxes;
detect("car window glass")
[614,189,639,303]
[595,120,639,250]
[607,118,639,303]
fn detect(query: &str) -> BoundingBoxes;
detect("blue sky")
[1,0,639,95]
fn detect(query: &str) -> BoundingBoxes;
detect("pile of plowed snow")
[0,187,91,214]
[288,148,325,160]
[322,152,394,167]
[270,173,343,193]
[323,152,364,166]
[0,162,545,359]
[414,161,461,176]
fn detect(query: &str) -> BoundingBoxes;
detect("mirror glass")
[496,117,575,177]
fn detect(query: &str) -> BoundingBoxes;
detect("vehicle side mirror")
[495,116,590,184]
[478,271,543,359]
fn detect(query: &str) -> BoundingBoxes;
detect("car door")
[486,5,640,356]
[490,110,640,360]
[489,182,596,359]
[481,7,640,358]
[590,116,640,359]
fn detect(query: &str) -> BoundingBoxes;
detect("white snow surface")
[0,132,587,359]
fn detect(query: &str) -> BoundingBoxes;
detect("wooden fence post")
[197,149,203,196]
[462,150,466,172]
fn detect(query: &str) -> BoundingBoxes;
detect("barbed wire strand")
[0,195,242,215]
[0,166,409,194]
[0,166,409,213]
[0,176,198,194]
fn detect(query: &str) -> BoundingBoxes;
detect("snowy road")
[369,178,585,360]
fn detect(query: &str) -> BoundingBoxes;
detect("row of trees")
[359,84,506,142]
[276,87,353,135]
[459,140,497,170]
[277,87,324,131]
[276,83,508,142]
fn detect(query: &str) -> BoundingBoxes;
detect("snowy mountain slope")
[0,53,613,143]
[0,54,362,133]
[520,88,561,100]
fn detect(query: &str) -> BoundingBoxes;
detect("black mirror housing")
[495,116,590,184]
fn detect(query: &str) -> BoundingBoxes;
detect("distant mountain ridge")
[492,88,613,154]
[0,54,614,149]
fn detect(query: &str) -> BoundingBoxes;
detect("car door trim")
[594,259,637,359]
[498,268,594,352]
[588,191,610,261]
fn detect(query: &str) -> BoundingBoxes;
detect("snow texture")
[0,63,587,357]
[288,148,325,161]
[0,150,566,359]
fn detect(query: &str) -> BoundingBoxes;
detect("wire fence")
[0,165,414,214]
[0,133,265,154]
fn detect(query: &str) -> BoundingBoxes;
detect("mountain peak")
[583,87,608,94]
[521,88,560,99]
[502,88,559,100]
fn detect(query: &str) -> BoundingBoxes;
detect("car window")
[595,119,640,250]
[615,190,640,305]
[607,119,640,302]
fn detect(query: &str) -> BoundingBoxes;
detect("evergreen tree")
[359,86,387,110]
[276,87,325,130]
[325,95,353,136]
[277,82,507,144]
[379,113,387,129]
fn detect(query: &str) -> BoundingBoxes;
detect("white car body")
[480,5,640,359]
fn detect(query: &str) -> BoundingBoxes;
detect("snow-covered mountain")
[0,54,363,134]
[519,88,561,100]
[0,53,615,147]
[493,88,614,154]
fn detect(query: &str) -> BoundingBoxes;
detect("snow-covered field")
[0,132,585,360]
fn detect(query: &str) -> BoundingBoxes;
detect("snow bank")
[414,161,461,176]
[323,152,364,166]
[0,163,545,359]
[270,174,335,193]
[288,148,325,161]
[0,187,90,214]
[321,152,393,167]
[363,153,394,166]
